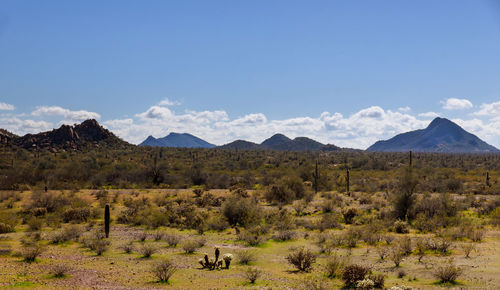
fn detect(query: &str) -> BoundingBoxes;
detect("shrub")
[63,207,91,223]
[237,250,257,265]
[390,247,405,267]
[244,267,262,284]
[152,231,164,241]
[461,243,476,258]
[368,274,385,289]
[51,264,69,278]
[49,225,84,244]
[0,222,14,234]
[265,176,305,204]
[181,239,200,254]
[393,220,410,234]
[396,236,412,255]
[163,234,181,247]
[139,243,158,258]
[152,259,177,283]
[137,231,148,242]
[21,243,43,262]
[222,195,261,227]
[433,259,462,283]
[27,217,43,232]
[341,264,370,287]
[325,253,347,278]
[376,246,388,260]
[238,229,266,246]
[356,279,375,289]
[273,230,296,241]
[342,208,357,224]
[120,241,135,254]
[285,247,316,272]
[81,230,110,255]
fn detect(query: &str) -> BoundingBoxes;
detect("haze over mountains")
[0,117,498,153]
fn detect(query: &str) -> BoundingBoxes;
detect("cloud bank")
[1,100,499,150]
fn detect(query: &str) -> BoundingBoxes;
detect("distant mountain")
[3,119,130,151]
[139,133,215,148]
[367,117,500,153]
[219,133,345,152]
[219,140,262,150]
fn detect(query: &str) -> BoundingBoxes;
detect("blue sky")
[1,0,500,148]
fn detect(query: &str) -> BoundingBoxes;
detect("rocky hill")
[2,119,130,151]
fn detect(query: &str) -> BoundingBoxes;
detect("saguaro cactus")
[313,160,319,194]
[346,168,350,194]
[105,204,110,238]
[486,172,490,187]
[409,150,413,168]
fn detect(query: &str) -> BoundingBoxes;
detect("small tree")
[393,168,418,220]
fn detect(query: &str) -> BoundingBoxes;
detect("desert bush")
[316,212,343,231]
[393,168,418,220]
[324,253,348,278]
[433,259,462,283]
[429,237,453,254]
[51,264,69,278]
[273,230,296,241]
[265,176,305,204]
[21,243,43,262]
[163,234,181,247]
[342,208,357,224]
[139,243,158,258]
[152,259,177,283]
[393,220,410,234]
[238,227,266,246]
[222,195,261,227]
[285,247,316,272]
[244,267,262,284]
[181,239,200,253]
[414,238,428,262]
[382,235,395,245]
[356,279,375,289]
[292,199,307,216]
[63,207,91,223]
[237,250,257,265]
[120,241,135,253]
[390,247,405,267]
[27,217,43,232]
[461,243,476,258]
[49,225,84,244]
[368,274,385,289]
[376,245,389,260]
[341,264,370,287]
[152,231,164,241]
[137,231,148,242]
[81,230,110,255]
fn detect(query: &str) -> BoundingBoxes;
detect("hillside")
[367,117,500,153]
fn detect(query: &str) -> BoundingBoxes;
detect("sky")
[1,0,500,149]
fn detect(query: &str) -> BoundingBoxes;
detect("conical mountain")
[367,117,499,153]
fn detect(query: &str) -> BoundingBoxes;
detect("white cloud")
[441,98,473,110]
[158,98,181,107]
[0,102,15,111]
[0,117,52,135]
[474,101,500,116]
[104,104,432,149]
[418,112,440,118]
[398,106,411,112]
[32,106,101,123]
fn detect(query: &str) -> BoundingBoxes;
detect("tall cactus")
[105,204,110,238]
[346,168,350,194]
[486,172,490,187]
[313,160,319,194]
[409,150,413,168]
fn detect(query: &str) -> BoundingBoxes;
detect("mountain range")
[0,117,498,153]
[367,117,500,153]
